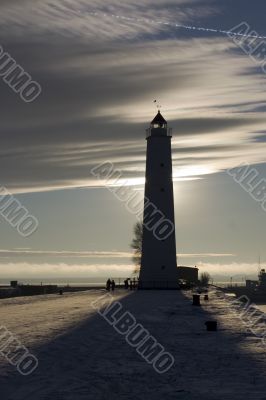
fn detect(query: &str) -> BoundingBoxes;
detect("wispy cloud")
[178,253,236,258]
[0,262,134,278]
[0,0,216,39]
[0,261,258,279]
[1,36,266,193]
[197,262,261,278]
[0,249,235,259]
[0,0,265,194]
[0,250,132,258]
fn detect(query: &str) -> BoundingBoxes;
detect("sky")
[0,0,266,282]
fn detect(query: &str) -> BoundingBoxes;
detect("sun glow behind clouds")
[103,166,214,189]
[173,165,215,179]
[89,166,211,191]
[104,173,204,190]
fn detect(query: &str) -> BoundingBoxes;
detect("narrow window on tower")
[160,188,165,192]
[160,163,164,167]
[161,265,166,270]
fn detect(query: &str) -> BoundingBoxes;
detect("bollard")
[59,290,63,295]
[192,294,201,306]
[204,294,209,301]
[205,321,217,331]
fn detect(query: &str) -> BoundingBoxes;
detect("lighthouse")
[139,111,178,289]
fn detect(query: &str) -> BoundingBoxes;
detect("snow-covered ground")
[258,304,266,314]
[0,289,266,400]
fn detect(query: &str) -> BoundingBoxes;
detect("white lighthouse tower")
[139,111,178,289]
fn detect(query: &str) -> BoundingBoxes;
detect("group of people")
[124,277,138,290]
[106,278,116,291]
[106,278,139,291]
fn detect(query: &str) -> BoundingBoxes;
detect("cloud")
[0,0,216,40]
[197,262,260,278]
[0,249,235,259]
[0,250,132,259]
[178,253,236,258]
[0,1,265,193]
[0,260,258,280]
[0,262,134,278]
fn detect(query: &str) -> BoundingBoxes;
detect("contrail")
[87,11,266,40]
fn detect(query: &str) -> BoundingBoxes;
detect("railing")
[146,128,172,138]
[106,279,179,289]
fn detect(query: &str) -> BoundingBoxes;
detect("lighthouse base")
[138,280,179,290]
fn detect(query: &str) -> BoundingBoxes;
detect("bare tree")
[200,272,211,287]
[130,221,143,274]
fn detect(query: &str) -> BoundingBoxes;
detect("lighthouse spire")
[151,110,167,128]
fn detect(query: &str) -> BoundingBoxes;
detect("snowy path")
[0,289,266,400]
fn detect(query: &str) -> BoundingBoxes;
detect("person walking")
[106,278,111,291]
[111,280,116,291]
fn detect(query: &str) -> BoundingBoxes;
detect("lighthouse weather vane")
[153,99,162,111]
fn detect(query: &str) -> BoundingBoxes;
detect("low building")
[177,266,199,284]
[259,269,266,290]
[246,280,258,290]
